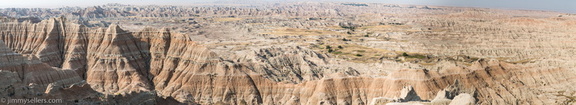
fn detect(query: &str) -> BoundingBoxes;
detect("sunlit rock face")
[1,2,576,105]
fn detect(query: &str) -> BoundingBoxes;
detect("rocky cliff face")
[1,16,575,105]
[0,17,185,104]
[1,3,576,105]
[0,39,82,93]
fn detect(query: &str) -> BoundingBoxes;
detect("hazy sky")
[0,0,574,13]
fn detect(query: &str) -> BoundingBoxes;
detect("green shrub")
[342,38,351,41]
[401,52,426,59]
[407,54,426,59]
[402,52,409,56]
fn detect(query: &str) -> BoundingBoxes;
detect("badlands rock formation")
[1,2,576,105]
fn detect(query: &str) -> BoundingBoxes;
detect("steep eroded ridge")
[0,39,83,100]
[85,24,153,93]
[1,16,575,105]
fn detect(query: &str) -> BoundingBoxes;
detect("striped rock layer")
[0,17,575,105]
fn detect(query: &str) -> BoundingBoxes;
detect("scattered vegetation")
[556,91,576,105]
[347,31,353,35]
[510,58,535,64]
[264,28,340,36]
[341,26,357,31]
[326,45,336,53]
[342,38,351,41]
[356,25,411,32]
[401,52,427,59]
[311,44,394,63]
[402,52,409,56]
[468,56,480,61]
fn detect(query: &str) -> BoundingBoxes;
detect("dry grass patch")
[263,28,342,36]
[313,44,395,63]
[510,58,536,64]
[359,25,411,31]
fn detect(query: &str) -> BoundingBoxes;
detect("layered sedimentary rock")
[230,46,361,83]
[2,16,576,105]
[0,17,222,104]
[1,2,576,105]
[85,24,153,93]
[0,39,82,91]
[0,39,86,103]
